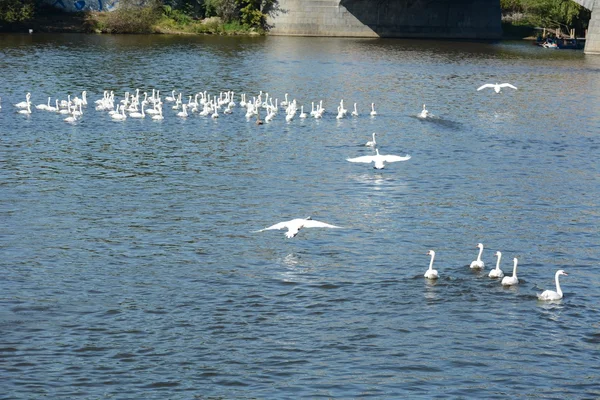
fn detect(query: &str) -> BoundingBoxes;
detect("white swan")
[501,258,519,286]
[46,99,58,112]
[17,102,31,114]
[15,92,31,108]
[36,97,51,110]
[477,83,518,93]
[299,105,307,119]
[537,270,568,301]
[165,90,176,102]
[152,106,164,120]
[71,102,83,117]
[285,110,294,122]
[339,99,347,116]
[111,105,127,121]
[418,104,429,119]
[255,216,342,238]
[470,243,485,269]
[365,132,376,147]
[488,251,504,278]
[351,102,358,117]
[370,102,377,116]
[347,148,411,170]
[177,104,188,118]
[424,250,439,279]
[64,112,77,123]
[130,104,145,118]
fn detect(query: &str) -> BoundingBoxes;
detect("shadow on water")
[410,114,463,130]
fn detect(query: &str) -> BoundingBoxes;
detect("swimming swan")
[424,250,439,279]
[537,270,568,301]
[470,243,485,269]
[15,92,31,107]
[17,102,31,114]
[365,132,376,147]
[130,103,145,118]
[15,92,31,108]
[370,102,377,116]
[347,148,411,170]
[255,216,341,238]
[488,251,504,278]
[477,83,518,93]
[111,105,127,121]
[151,106,164,120]
[418,104,429,119]
[501,258,519,286]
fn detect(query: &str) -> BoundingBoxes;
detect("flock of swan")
[7,87,416,169]
[8,81,565,300]
[5,88,382,126]
[425,243,568,301]
[247,81,566,302]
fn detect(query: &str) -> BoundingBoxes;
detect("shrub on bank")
[86,0,162,33]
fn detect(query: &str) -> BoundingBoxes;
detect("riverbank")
[0,8,262,35]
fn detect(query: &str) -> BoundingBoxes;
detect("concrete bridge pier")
[585,3,600,54]
[268,0,502,39]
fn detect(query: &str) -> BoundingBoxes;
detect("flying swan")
[255,216,341,238]
[347,148,411,170]
[537,270,568,301]
[477,83,518,93]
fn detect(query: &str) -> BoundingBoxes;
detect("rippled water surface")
[1,34,600,398]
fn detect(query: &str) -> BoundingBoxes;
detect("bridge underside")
[268,0,502,39]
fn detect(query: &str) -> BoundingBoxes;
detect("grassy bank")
[1,7,262,35]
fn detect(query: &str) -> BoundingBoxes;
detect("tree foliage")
[501,0,590,30]
[235,0,276,29]
[0,0,36,23]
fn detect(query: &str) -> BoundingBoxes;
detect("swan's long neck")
[428,253,435,271]
[495,254,501,270]
[477,247,483,261]
[512,259,518,278]
[555,272,563,296]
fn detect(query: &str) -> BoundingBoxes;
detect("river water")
[1,33,600,398]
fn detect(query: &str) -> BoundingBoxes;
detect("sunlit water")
[1,34,600,398]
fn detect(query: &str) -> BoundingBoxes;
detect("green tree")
[0,0,36,23]
[501,0,590,33]
[235,0,276,29]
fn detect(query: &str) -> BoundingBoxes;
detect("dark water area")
[1,33,600,398]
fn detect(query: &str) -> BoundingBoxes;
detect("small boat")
[536,36,585,50]
[542,40,558,49]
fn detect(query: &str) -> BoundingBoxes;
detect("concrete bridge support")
[268,0,502,39]
[584,1,600,54]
